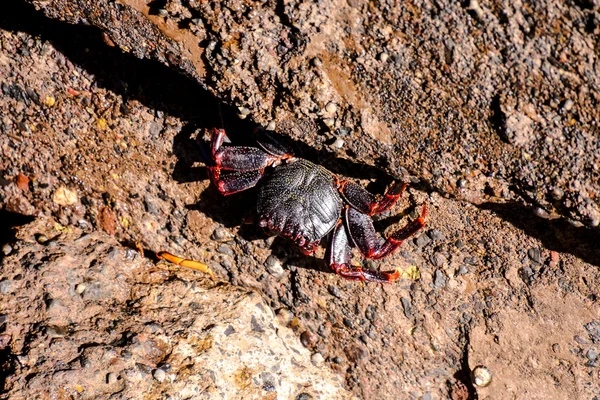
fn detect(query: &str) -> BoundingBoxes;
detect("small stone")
[457,178,467,189]
[296,394,314,400]
[300,330,318,348]
[322,118,335,128]
[153,368,166,382]
[343,317,354,329]
[527,248,542,263]
[207,41,217,51]
[106,372,118,384]
[144,196,160,215]
[217,244,234,256]
[585,321,600,343]
[53,186,78,206]
[586,348,598,362]
[430,253,446,267]
[471,365,492,387]
[157,9,168,17]
[562,99,574,111]
[401,297,413,319]
[414,234,431,248]
[457,265,469,275]
[427,229,444,241]
[0,280,12,294]
[378,52,389,62]
[311,352,324,367]
[433,270,446,289]
[311,57,322,67]
[266,121,276,131]
[265,255,284,277]
[75,283,86,294]
[36,234,49,244]
[1,244,12,256]
[211,227,232,241]
[332,138,345,149]
[325,102,337,114]
[276,308,294,325]
[327,285,342,299]
[551,187,564,200]
[533,207,549,219]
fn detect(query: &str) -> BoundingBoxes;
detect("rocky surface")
[0,221,353,399]
[1,1,600,399]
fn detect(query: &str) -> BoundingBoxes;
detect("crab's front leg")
[340,180,407,215]
[345,204,427,260]
[208,129,278,195]
[328,219,400,283]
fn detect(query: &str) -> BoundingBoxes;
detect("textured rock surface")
[24,0,600,228]
[1,2,600,399]
[0,220,353,399]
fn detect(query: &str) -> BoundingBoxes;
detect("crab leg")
[346,204,427,260]
[339,181,407,216]
[208,128,280,193]
[328,219,401,283]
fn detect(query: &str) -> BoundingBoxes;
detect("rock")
[53,186,78,206]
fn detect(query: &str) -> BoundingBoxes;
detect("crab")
[206,128,427,283]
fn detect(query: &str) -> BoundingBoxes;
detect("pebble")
[332,138,345,149]
[144,196,159,215]
[1,244,12,256]
[584,321,600,343]
[401,297,413,319]
[311,352,324,367]
[551,187,564,200]
[75,283,87,295]
[153,368,166,382]
[217,244,234,256]
[456,265,469,275]
[586,348,598,362]
[433,270,446,289]
[36,234,49,244]
[471,365,492,387]
[296,394,314,400]
[378,52,389,62]
[325,102,337,114]
[414,234,431,248]
[533,207,549,219]
[0,280,12,294]
[106,372,118,384]
[457,178,467,189]
[276,308,294,325]
[322,118,335,128]
[265,255,284,277]
[157,9,168,17]
[211,227,232,241]
[343,317,354,329]
[327,285,342,299]
[311,57,322,67]
[527,248,542,263]
[266,121,276,131]
[562,99,574,111]
[300,330,318,348]
[427,229,444,241]
[430,253,446,267]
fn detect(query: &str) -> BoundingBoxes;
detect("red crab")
[207,128,427,283]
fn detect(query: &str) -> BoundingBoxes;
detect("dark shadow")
[0,210,35,262]
[479,201,600,268]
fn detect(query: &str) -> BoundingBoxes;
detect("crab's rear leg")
[328,219,400,283]
[340,181,407,216]
[346,204,427,260]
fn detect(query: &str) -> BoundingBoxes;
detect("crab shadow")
[479,202,600,268]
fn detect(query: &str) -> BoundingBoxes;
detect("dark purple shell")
[257,159,342,250]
